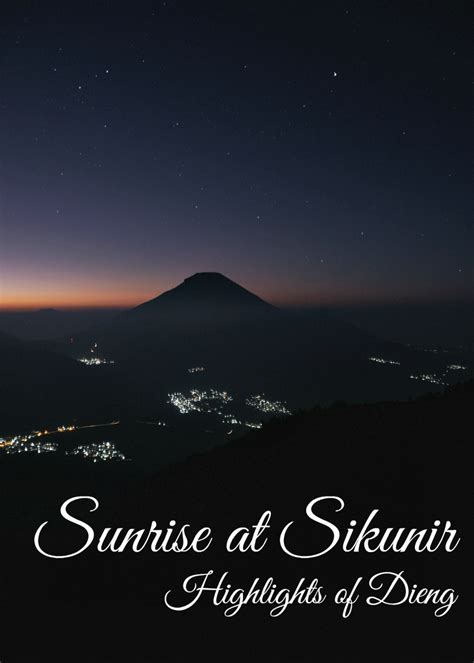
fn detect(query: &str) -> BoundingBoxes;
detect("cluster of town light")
[79,356,115,366]
[78,342,114,366]
[3,350,467,462]
[245,394,291,415]
[167,388,233,414]
[368,353,469,388]
[409,373,446,386]
[0,423,126,462]
[368,356,400,366]
[3,438,58,455]
[168,388,289,420]
[409,362,467,387]
[221,413,263,430]
[66,441,127,462]
[0,425,76,452]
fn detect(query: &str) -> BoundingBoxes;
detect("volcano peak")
[183,272,229,283]
[130,272,274,318]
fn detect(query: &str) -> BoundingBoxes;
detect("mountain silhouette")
[27,272,465,418]
[70,272,405,410]
[125,272,274,322]
[89,271,279,361]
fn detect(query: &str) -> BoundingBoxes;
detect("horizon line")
[1,293,472,313]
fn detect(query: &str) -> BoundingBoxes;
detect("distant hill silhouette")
[0,331,115,430]
[0,308,119,341]
[0,329,22,348]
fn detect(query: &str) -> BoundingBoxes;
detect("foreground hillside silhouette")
[0,382,469,662]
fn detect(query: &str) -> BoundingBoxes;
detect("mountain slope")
[129,272,274,319]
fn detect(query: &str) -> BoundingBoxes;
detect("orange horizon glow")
[0,292,145,311]
[0,281,171,312]
[1,283,471,312]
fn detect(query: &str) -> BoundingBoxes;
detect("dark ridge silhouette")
[0,329,22,348]
[0,308,119,342]
[0,331,115,430]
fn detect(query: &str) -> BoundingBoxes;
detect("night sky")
[0,1,471,309]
